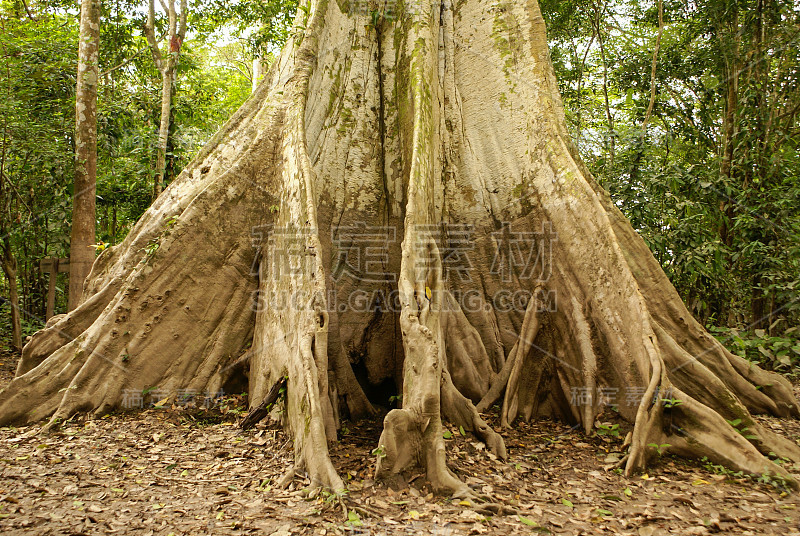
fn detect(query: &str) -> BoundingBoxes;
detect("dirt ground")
[1,351,800,535]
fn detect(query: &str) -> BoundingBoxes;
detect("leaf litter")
[0,354,800,535]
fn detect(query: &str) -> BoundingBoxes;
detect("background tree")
[0,0,291,349]
[0,6,22,351]
[1,1,78,349]
[69,0,101,310]
[143,0,188,198]
[542,0,800,334]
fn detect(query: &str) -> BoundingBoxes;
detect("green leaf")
[346,510,362,526]
[442,430,453,439]
[518,514,537,526]
[561,498,574,508]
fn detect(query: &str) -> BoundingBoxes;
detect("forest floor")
[1,351,800,535]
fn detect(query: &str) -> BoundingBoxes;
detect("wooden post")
[39,258,70,320]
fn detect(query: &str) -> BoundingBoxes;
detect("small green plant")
[143,239,160,259]
[371,445,386,460]
[647,443,671,455]
[756,470,791,492]
[90,241,110,253]
[702,457,793,494]
[661,397,683,408]
[596,423,620,437]
[344,510,362,527]
[388,394,402,405]
[700,456,746,480]
[767,452,792,466]
[726,418,757,440]
[320,488,347,504]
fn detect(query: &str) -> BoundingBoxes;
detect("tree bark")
[154,72,174,198]
[2,0,799,495]
[69,0,100,311]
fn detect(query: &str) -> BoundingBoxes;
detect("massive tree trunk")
[69,0,100,311]
[2,0,799,494]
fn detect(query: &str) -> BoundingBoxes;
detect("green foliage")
[726,418,758,440]
[595,422,620,437]
[0,0,296,350]
[711,326,800,375]
[344,510,362,527]
[191,0,298,55]
[660,397,682,409]
[0,4,78,343]
[647,442,671,455]
[700,456,791,493]
[541,0,800,331]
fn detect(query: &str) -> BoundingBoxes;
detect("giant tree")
[2,0,799,495]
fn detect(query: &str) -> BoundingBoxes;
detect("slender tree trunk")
[593,1,615,163]
[252,57,262,93]
[144,0,187,200]
[153,72,173,198]
[718,4,739,251]
[1,238,21,351]
[641,0,663,130]
[69,0,100,310]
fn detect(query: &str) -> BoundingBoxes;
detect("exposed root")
[240,376,287,430]
[473,502,518,517]
[277,465,297,489]
[499,296,542,426]
[441,369,506,460]
[441,292,496,403]
[375,309,470,496]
